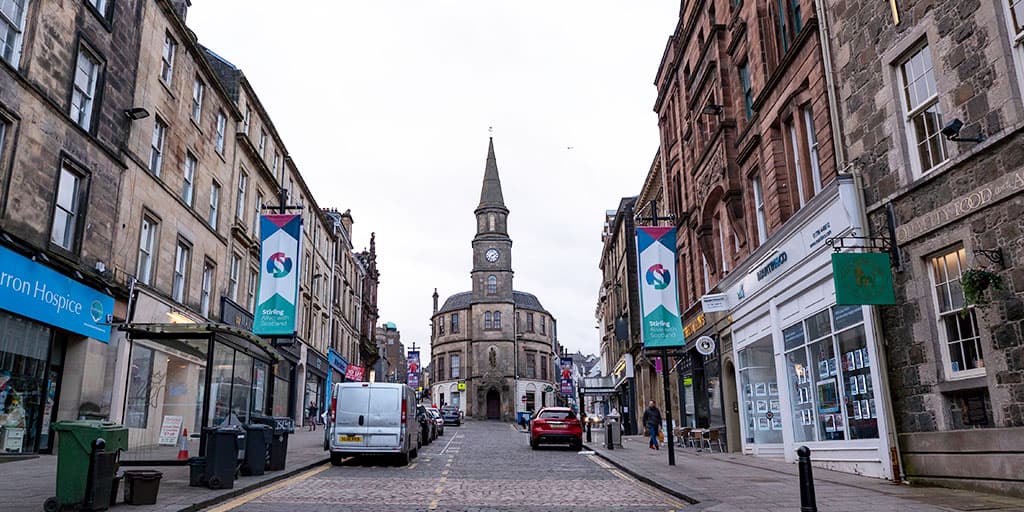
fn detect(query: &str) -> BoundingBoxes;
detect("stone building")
[824,0,1024,494]
[376,322,405,383]
[430,139,558,420]
[355,233,380,368]
[0,0,145,454]
[652,0,896,477]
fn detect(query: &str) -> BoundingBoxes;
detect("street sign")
[457,382,466,391]
[832,253,896,305]
[701,293,729,312]
[696,336,716,356]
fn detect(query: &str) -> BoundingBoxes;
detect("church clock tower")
[471,138,513,302]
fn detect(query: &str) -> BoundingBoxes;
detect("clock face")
[485,249,500,263]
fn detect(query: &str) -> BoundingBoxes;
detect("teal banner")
[636,227,684,348]
[254,214,301,336]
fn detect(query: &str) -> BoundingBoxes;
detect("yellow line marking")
[445,463,451,467]
[440,476,447,482]
[207,463,332,512]
[587,455,684,509]
[435,486,444,495]
[428,499,439,510]
[441,469,449,476]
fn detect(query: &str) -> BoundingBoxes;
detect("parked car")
[529,407,583,450]
[428,407,445,436]
[417,404,437,443]
[440,406,461,426]
[328,382,418,465]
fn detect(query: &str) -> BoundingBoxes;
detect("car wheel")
[330,452,344,466]
[530,439,538,450]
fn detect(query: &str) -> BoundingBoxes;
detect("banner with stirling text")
[636,227,685,348]
[254,214,301,336]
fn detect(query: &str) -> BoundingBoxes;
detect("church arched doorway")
[486,389,500,419]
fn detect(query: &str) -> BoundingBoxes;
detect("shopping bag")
[658,430,665,443]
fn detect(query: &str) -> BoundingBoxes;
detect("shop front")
[0,244,115,454]
[325,348,348,411]
[610,353,637,435]
[273,341,299,420]
[721,184,895,478]
[303,346,328,424]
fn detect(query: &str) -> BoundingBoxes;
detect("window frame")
[450,354,460,379]
[235,171,248,221]
[526,313,534,332]
[136,215,158,285]
[191,76,204,123]
[182,151,196,206]
[1003,0,1024,99]
[0,0,30,67]
[751,174,768,244]
[208,180,221,229]
[486,275,497,295]
[739,62,753,119]
[200,260,214,318]
[228,252,241,302]
[450,313,459,334]
[258,129,267,157]
[897,44,949,178]
[247,266,258,312]
[69,44,102,131]
[159,32,176,85]
[484,311,492,330]
[172,238,191,303]
[50,161,88,252]
[928,246,986,380]
[149,117,167,176]
[493,311,501,329]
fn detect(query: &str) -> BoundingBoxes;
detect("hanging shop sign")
[559,357,574,396]
[701,293,729,313]
[457,382,466,391]
[635,227,685,348]
[695,336,716,356]
[832,253,896,305]
[0,245,115,341]
[328,349,348,376]
[344,365,365,382]
[254,214,302,336]
[407,350,421,389]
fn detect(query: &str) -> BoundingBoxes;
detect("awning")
[119,322,280,361]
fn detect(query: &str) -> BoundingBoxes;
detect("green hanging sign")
[832,253,896,305]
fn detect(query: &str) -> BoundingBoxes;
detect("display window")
[738,336,782,444]
[0,313,54,454]
[272,361,292,418]
[783,304,878,442]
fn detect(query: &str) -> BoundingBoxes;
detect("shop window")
[898,45,948,177]
[51,164,86,252]
[451,354,460,379]
[929,247,984,377]
[125,345,154,428]
[526,390,536,412]
[738,337,782,444]
[783,304,878,442]
[273,362,291,418]
[0,313,54,453]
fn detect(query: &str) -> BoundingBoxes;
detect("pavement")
[584,429,1024,511]
[0,427,330,512]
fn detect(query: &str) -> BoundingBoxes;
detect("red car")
[529,407,583,450]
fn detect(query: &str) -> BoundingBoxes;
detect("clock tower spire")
[472,138,513,302]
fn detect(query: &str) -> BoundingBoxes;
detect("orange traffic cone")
[177,428,189,460]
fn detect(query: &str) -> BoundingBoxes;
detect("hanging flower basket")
[961,269,1004,308]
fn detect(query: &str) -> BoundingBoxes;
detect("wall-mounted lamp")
[941,118,985,143]
[701,104,724,116]
[124,107,150,121]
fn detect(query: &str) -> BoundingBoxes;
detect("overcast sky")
[188,1,678,363]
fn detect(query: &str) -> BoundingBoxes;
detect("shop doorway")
[486,389,500,419]
[723,358,741,452]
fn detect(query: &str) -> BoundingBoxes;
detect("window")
[899,45,947,175]
[788,121,808,208]
[484,311,492,329]
[253,194,263,235]
[247,267,258,311]
[739,63,753,119]
[51,165,84,251]
[70,48,101,130]
[125,345,154,428]
[775,0,802,54]
[752,175,768,244]
[215,111,227,154]
[526,353,536,379]
[803,107,823,194]
[0,0,28,66]
[137,216,157,285]
[450,313,459,334]
[930,247,984,376]
[182,152,196,206]
[258,129,267,157]
[159,33,176,84]
[172,241,191,303]
[540,316,546,335]
[228,253,241,301]
[191,77,204,122]
[1006,0,1024,98]
[149,117,166,176]
[208,181,220,228]
[439,317,445,335]
[200,261,214,317]
[450,354,460,379]
[242,107,251,134]
[235,172,247,221]
[436,356,445,381]
[486,275,497,295]
[541,355,548,380]
[702,252,712,294]
[272,151,280,176]
[739,336,782,444]
[526,313,534,332]
[717,215,729,273]
[493,311,501,329]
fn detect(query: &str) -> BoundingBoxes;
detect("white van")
[328,382,419,465]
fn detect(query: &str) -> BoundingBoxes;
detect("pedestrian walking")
[642,400,662,450]
[307,401,318,431]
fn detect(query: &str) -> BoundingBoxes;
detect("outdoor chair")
[688,429,703,449]
[675,427,692,446]
[703,428,724,452]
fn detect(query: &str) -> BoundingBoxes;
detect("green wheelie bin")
[45,420,128,512]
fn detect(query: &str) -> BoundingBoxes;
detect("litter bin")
[203,426,245,489]
[187,457,206,487]
[46,420,127,512]
[241,424,272,476]
[122,470,163,505]
[251,416,291,470]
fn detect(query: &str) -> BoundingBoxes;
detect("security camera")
[941,118,984,143]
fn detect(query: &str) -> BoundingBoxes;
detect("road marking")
[445,463,451,468]
[207,462,332,512]
[439,432,461,454]
[428,499,439,510]
[441,469,449,476]
[439,476,447,482]
[435,486,444,495]
[587,455,685,509]
[406,462,418,470]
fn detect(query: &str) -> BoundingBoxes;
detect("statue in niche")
[489,346,497,368]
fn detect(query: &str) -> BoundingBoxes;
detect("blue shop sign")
[0,245,115,342]
[328,348,348,374]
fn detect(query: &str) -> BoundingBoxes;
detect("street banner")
[407,350,421,389]
[559,357,573,396]
[635,227,685,348]
[832,253,896,305]
[345,365,365,382]
[254,214,302,336]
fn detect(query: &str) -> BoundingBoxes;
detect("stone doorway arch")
[486,388,500,419]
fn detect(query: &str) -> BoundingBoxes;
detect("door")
[366,386,401,447]
[334,385,370,448]
[486,389,500,419]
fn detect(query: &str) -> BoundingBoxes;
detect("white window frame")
[928,247,986,380]
[172,241,190,303]
[51,165,83,251]
[803,107,823,194]
[215,111,226,154]
[1,0,30,67]
[235,172,247,221]
[208,181,220,228]
[247,266,258,312]
[702,252,711,294]
[258,129,267,157]
[788,122,807,208]
[160,33,176,84]
[191,77,204,123]
[717,214,729,272]
[242,107,251,134]
[272,151,280,176]
[88,0,108,17]
[898,44,948,178]
[149,117,166,176]
[228,253,241,302]
[182,152,196,206]
[253,193,263,235]
[200,262,213,317]
[752,175,768,244]
[137,216,157,285]
[450,354,460,379]
[70,48,100,130]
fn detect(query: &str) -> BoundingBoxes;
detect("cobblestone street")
[215,420,686,512]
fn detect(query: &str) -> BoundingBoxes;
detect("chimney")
[340,209,354,239]
[432,288,439,314]
[170,0,190,22]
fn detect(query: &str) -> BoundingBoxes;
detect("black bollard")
[606,423,614,450]
[797,446,817,512]
[586,421,592,443]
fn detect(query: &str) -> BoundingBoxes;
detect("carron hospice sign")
[0,245,115,342]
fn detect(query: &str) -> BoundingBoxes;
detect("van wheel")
[411,447,419,459]
[330,452,344,466]
[399,450,412,466]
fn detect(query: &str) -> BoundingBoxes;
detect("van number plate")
[338,435,362,442]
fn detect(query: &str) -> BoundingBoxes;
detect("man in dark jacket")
[641,401,662,450]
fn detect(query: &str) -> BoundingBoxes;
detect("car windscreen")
[538,410,576,419]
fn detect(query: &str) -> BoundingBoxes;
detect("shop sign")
[895,170,1024,244]
[457,382,466,391]
[407,350,421,389]
[832,253,896,305]
[695,335,716,356]
[220,297,253,331]
[254,214,302,336]
[683,313,705,339]
[613,353,635,379]
[560,357,574,396]
[756,252,789,281]
[328,349,348,374]
[635,227,685,348]
[345,365,365,381]
[158,415,183,445]
[0,245,115,342]
[701,293,729,312]
[308,349,328,374]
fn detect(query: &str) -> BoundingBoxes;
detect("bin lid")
[51,420,129,453]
